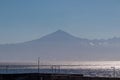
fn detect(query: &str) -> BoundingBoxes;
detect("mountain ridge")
[1,30,120,45]
[0,30,120,61]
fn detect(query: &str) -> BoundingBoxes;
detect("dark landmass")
[0,73,120,80]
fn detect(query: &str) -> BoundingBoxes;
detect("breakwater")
[1,73,120,80]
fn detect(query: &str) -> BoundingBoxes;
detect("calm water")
[0,61,120,77]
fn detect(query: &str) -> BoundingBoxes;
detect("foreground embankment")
[0,73,120,80]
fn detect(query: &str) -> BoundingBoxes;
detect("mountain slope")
[0,30,120,62]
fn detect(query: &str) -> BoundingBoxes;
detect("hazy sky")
[0,0,120,44]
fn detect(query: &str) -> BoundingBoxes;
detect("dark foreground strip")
[0,73,119,80]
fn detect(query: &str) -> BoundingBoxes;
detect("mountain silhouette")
[0,30,120,62]
[26,30,89,43]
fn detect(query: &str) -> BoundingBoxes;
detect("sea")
[0,61,120,77]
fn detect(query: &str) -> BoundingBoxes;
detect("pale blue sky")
[0,0,120,44]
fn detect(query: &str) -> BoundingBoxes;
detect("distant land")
[1,30,120,62]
